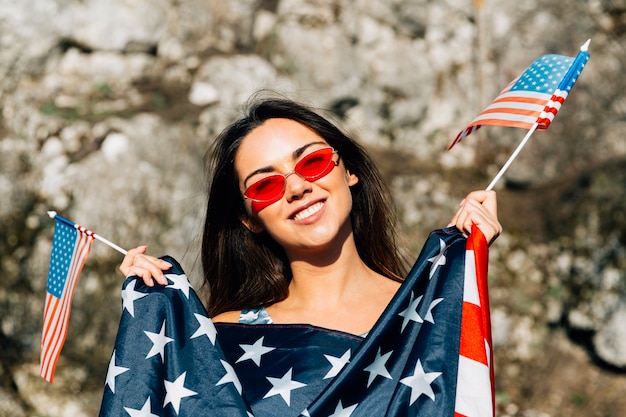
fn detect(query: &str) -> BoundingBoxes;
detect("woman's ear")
[346,169,359,187]
[240,215,264,234]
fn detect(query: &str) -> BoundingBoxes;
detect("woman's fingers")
[449,190,502,244]
[119,246,172,286]
[119,246,146,276]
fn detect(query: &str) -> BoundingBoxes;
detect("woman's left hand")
[448,190,502,245]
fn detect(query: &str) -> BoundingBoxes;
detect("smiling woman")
[121,96,502,326]
[198,99,411,326]
[111,95,503,416]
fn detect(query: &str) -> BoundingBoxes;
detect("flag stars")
[163,372,198,415]
[263,368,307,406]
[236,336,275,366]
[424,298,444,324]
[105,350,129,394]
[122,279,148,317]
[190,313,217,345]
[400,359,442,405]
[328,400,358,417]
[165,273,192,299]
[398,291,424,332]
[323,349,351,379]
[47,223,79,297]
[216,359,243,395]
[427,239,447,279]
[145,320,174,362]
[124,398,159,417]
[363,347,393,387]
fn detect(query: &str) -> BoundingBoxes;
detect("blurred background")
[1,0,625,415]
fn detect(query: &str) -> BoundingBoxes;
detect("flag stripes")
[455,225,494,417]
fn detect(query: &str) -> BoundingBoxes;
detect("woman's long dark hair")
[200,97,408,317]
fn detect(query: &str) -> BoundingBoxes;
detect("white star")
[144,320,174,362]
[424,298,444,324]
[124,398,159,417]
[122,279,148,317]
[363,347,393,387]
[190,313,217,345]
[216,359,243,395]
[400,359,442,405]
[328,400,358,417]
[427,239,447,279]
[163,372,198,414]
[105,350,129,394]
[398,291,423,332]
[263,368,307,406]
[165,273,192,298]
[323,349,351,379]
[236,336,275,366]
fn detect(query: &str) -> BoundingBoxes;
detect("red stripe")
[459,302,488,366]
[466,118,536,130]
[478,106,542,117]
[490,95,548,105]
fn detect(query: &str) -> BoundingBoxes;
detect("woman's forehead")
[237,119,328,163]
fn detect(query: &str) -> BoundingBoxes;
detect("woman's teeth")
[293,202,324,221]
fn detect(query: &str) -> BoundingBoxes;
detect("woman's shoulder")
[212,310,241,323]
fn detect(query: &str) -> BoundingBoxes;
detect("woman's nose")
[284,172,312,201]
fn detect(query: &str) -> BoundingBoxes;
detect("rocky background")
[1,0,625,416]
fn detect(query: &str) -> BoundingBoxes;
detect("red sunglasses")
[243,147,339,203]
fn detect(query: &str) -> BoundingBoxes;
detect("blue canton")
[511,54,574,93]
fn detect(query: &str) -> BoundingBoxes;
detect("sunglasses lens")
[244,175,285,201]
[296,148,335,180]
[243,148,337,203]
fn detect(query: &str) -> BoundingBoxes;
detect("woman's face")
[235,118,358,258]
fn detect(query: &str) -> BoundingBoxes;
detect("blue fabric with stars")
[100,227,473,416]
[47,220,79,298]
[510,54,576,94]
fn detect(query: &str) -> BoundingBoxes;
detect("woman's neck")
[266,244,400,334]
[288,242,371,304]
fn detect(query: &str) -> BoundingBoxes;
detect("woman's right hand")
[119,246,172,287]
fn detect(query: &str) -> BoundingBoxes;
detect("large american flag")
[41,216,94,383]
[99,226,493,416]
[449,41,590,150]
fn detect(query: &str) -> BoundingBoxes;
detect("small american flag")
[40,215,94,383]
[449,41,590,150]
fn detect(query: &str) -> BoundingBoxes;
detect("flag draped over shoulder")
[41,217,94,383]
[449,42,590,150]
[99,227,493,416]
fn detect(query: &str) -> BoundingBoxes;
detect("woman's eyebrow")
[243,141,327,185]
[291,141,326,159]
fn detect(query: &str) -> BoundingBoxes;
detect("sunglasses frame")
[243,147,339,203]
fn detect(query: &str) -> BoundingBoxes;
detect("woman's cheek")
[251,199,279,213]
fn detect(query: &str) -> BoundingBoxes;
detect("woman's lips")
[290,201,325,221]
